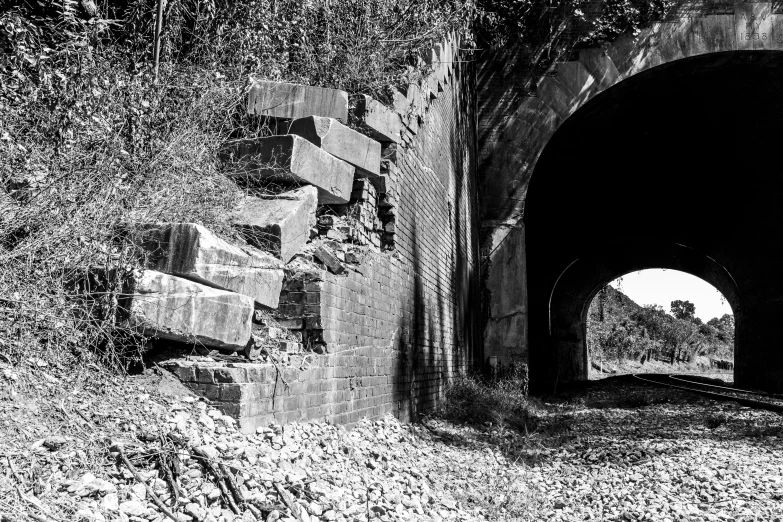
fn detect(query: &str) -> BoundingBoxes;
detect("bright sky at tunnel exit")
[608,269,733,322]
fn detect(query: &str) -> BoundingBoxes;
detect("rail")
[632,374,783,414]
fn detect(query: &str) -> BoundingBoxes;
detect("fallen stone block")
[124,270,253,352]
[287,116,381,177]
[247,80,348,121]
[138,223,284,309]
[313,245,345,275]
[231,135,354,204]
[351,94,402,143]
[233,186,318,264]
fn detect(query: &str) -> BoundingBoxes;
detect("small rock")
[119,499,148,517]
[185,502,207,521]
[130,482,147,500]
[199,412,215,430]
[307,502,323,517]
[43,435,71,450]
[100,492,119,512]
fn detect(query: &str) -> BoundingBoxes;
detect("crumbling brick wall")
[168,48,481,432]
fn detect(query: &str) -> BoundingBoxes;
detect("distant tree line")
[587,286,734,368]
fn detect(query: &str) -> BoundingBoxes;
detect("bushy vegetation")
[587,286,734,370]
[0,0,681,372]
[0,0,470,371]
[473,0,675,93]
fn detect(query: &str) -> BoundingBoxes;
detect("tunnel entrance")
[524,51,783,393]
[586,270,735,383]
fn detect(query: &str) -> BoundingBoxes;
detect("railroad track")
[633,373,783,413]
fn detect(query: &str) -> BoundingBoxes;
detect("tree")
[707,314,735,344]
[671,300,696,321]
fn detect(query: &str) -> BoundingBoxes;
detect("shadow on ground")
[424,375,783,468]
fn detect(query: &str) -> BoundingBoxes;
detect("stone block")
[287,116,381,177]
[351,95,402,144]
[432,42,448,82]
[233,186,318,264]
[314,245,345,275]
[392,90,410,117]
[275,318,305,329]
[231,135,354,205]
[138,223,284,309]
[404,83,426,117]
[247,80,348,121]
[124,270,253,352]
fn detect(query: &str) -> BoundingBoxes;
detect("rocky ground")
[0,362,781,522]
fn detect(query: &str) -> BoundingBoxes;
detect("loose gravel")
[1,368,781,522]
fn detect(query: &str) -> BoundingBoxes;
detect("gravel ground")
[1,365,781,522]
[517,378,783,521]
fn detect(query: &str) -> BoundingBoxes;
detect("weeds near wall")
[439,374,529,425]
[0,0,471,372]
[0,0,682,373]
[0,64,252,372]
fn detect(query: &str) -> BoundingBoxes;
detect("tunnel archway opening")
[586,269,735,383]
[521,51,783,393]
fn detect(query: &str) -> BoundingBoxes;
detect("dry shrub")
[0,56,258,372]
[0,0,468,374]
[440,374,529,424]
[125,0,470,103]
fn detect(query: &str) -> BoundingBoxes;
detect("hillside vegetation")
[587,286,734,371]
[0,0,469,372]
[1,0,679,373]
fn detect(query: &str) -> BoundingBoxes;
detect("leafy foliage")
[0,0,687,371]
[0,0,472,370]
[470,0,676,96]
[473,0,675,48]
[587,286,734,368]
[670,299,695,321]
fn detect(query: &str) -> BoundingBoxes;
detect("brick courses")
[171,37,480,432]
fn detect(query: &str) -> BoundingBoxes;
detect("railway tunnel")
[521,50,783,393]
[478,0,783,395]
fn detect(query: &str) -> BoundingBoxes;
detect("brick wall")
[168,47,482,432]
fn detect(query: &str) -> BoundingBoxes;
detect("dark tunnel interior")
[524,51,783,393]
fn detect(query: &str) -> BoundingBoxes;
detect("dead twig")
[219,461,246,509]
[5,456,23,484]
[274,482,304,521]
[116,445,179,522]
[192,447,240,514]
[158,435,181,506]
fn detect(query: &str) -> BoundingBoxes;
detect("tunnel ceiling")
[525,51,783,270]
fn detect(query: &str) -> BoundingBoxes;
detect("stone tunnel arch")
[476,1,783,376]
[479,4,783,393]
[480,3,783,223]
[546,241,741,387]
[521,49,783,393]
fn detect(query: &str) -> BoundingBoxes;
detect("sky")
[608,269,733,322]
